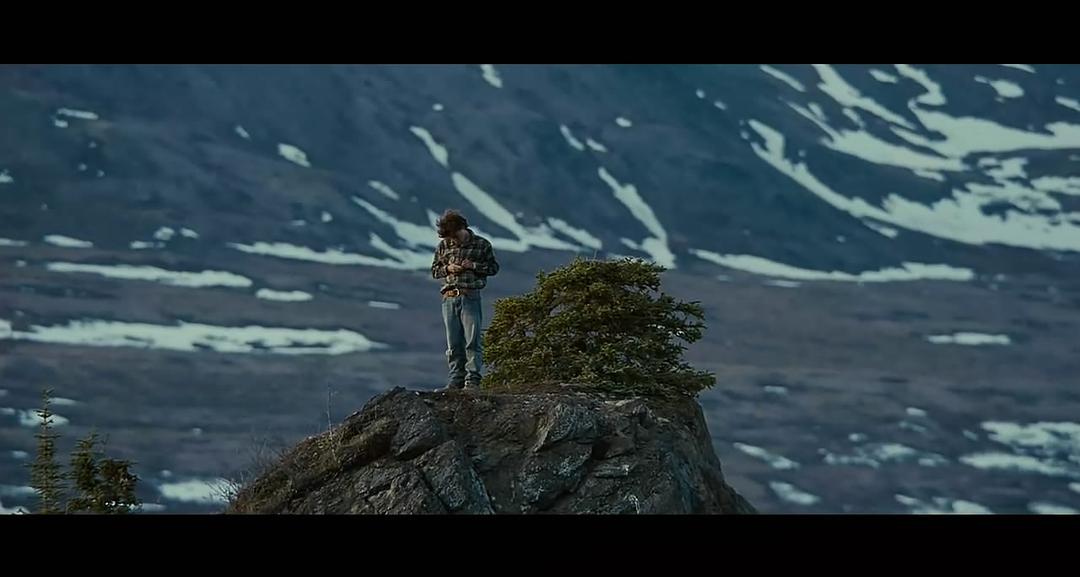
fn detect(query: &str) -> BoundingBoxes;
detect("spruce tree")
[484,257,715,397]
[29,390,142,514]
[29,389,66,514]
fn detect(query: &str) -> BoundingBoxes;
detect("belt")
[442,288,472,298]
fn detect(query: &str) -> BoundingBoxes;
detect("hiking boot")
[463,381,483,392]
[439,382,465,392]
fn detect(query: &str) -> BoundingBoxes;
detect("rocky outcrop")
[228,387,755,514]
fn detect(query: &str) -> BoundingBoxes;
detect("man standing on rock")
[431,209,500,391]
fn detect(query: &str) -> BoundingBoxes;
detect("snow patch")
[559,125,586,151]
[690,249,973,282]
[926,332,1011,346]
[901,421,930,435]
[235,125,250,139]
[368,300,401,310]
[3,317,386,355]
[0,485,35,498]
[228,241,420,270]
[368,180,401,201]
[1000,64,1036,73]
[368,233,432,270]
[914,169,946,182]
[7,409,70,428]
[1031,176,1080,197]
[615,117,633,128]
[895,494,992,514]
[1028,502,1077,515]
[982,421,1080,456]
[733,442,799,470]
[479,64,503,88]
[760,65,805,92]
[43,235,93,248]
[894,64,947,107]
[255,289,313,302]
[56,108,99,120]
[277,143,311,168]
[410,126,450,168]
[585,138,608,153]
[823,442,947,468]
[154,227,176,241]
[158,479,231,505]
[813,64,914,128]
[786,102,965,172]
[598,167,674,269]
[892,104,1080,158]
[747,119,1080,252]
[869,69,899,83]
[352,197,438,249]
[975,76,1025,99]
[764,280,801,288]
[863,220,899,238]
[546,218,602,251]
[407,125,607,256]
[769,481,820,506]
[1056,96,1080,114]
[450,173,578,253]
[842,108,865,128]
[959,453,1073,477]
[0,499,28,515]
[45,262,252,288]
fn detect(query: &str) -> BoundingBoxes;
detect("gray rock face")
[228,387,755,514]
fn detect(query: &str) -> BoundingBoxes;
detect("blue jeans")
[442,291,483,386]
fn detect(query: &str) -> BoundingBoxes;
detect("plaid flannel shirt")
[431,229,500,293]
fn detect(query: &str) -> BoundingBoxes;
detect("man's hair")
[436,209,469,238]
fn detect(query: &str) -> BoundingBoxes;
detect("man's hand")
[460,259,475,270]
[447,263,464,274]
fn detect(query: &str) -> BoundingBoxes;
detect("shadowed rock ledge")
[228,387,755,514]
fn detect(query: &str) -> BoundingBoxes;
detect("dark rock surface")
[228,387,755,514]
